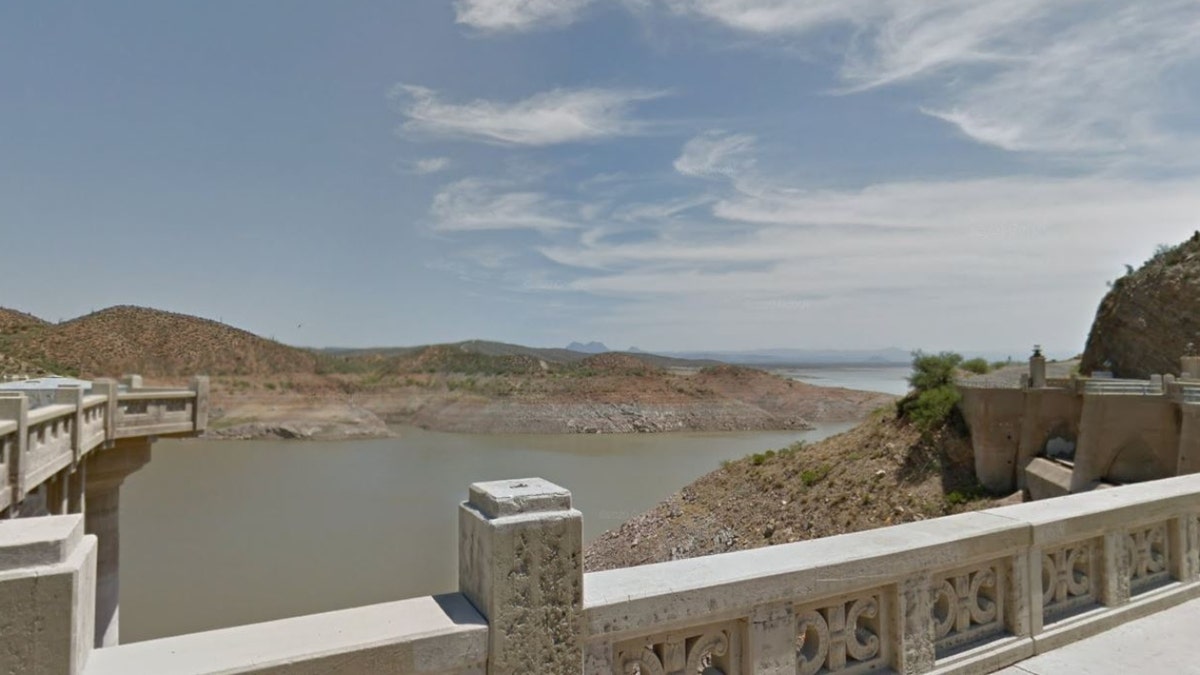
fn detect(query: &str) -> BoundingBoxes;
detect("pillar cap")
[0,514,84,572]
[468,478,572,518]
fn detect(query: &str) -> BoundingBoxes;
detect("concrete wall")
[1072,395,1181,490]
[962,377,1200,497]
[959,387,1026,493]
[960,387,1083,494]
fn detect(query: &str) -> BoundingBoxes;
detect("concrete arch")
[1105,437,1171,484]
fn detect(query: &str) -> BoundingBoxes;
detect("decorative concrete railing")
[7,473,1200,674]
[0,375,208,514]
[1082,379,1164,396]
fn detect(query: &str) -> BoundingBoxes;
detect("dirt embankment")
[584,409,1014,572]
[202,365,893,440]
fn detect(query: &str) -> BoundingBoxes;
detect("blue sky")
[4,1,1200,354]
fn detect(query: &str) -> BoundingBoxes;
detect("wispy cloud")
[431,178,579,232]
[455,0,595,33]
[600,2,1200,161]
[673,130,756,179]
[392,84,665,146]
[413,157,451,174]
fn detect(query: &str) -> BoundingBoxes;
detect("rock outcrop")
[1081,232,1200,378]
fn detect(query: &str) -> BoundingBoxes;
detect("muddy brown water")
[118,422,858,641]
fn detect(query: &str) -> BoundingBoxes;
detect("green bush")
[961,358,990,375]
[902,386,962,433]
[907,351,962,391]
[899,350,964,434]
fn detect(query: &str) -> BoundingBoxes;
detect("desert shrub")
[899,351,964,434]
[961,358,990,375]
[907,351,962,391]
[800,465,830,486]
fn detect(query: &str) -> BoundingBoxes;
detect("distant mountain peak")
[566,341,609,354]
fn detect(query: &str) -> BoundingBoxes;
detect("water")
[119,421,857,642]
[777,365,912,397]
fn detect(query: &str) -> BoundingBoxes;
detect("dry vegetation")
[585,407,1011,571]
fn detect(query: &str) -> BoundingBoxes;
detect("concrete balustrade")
[0,375,209,519]
[5,473,1200,674]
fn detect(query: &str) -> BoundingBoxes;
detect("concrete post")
[1099,530,1132,607]
[191,375,210,431]
[745,602,798,674]
[1183,356,1200,380]
[459,478,583,674]
[91,380,117,444]
[894,574,935,673]
[0,394,29,504]
[0,515,97,675]
[55,386,84,464]
[1029,352,1047,389]
[84,439,152,648]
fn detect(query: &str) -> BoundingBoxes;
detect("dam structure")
[5,373,1200,673]
[960,352,1200,500]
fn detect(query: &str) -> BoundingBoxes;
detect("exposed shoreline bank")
[202,385,895,441]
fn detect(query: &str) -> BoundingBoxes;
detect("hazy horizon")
[5,3,1198,354]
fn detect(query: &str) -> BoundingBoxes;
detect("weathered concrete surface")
[0,515,97,675]
[996,596,1200,674]
[1023,458,1072,501]
[85,594,487,675]
[1071,395,1179,490]
[84,438,152,648]
[459,478,583,674]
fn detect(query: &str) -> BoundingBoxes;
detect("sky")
[3,1,1200,355]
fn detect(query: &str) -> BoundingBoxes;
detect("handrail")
[26,404,77,425]
[117,390,196,402]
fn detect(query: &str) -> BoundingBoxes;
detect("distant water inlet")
[118,422,856,642]
[777,364,912,397]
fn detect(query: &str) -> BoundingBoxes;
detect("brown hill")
[5,306,317,378]
[0,308,51,376]
[1082,232,1200,378]
[0,308,48,334]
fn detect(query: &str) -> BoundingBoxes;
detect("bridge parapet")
[0,375,208,517]
[5,473,1198,674]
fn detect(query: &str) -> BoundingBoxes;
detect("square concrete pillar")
[893,574,935,673]
[459,478,583,674]
[1099,531,1131,607]
[0,515,97,675]
[744,602,797,674]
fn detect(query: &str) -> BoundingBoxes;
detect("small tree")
[961,357,990,375]
[900,351,964,434]
[907,351,962,390]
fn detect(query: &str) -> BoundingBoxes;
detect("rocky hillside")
[0,308,52,376]
[1082,232,1200,378]
[585,409,1008,571]
[0,306,317,377]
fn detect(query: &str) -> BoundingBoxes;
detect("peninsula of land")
[0,305,894,440]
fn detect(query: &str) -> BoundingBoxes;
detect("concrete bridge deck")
[998,596,1200,674]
